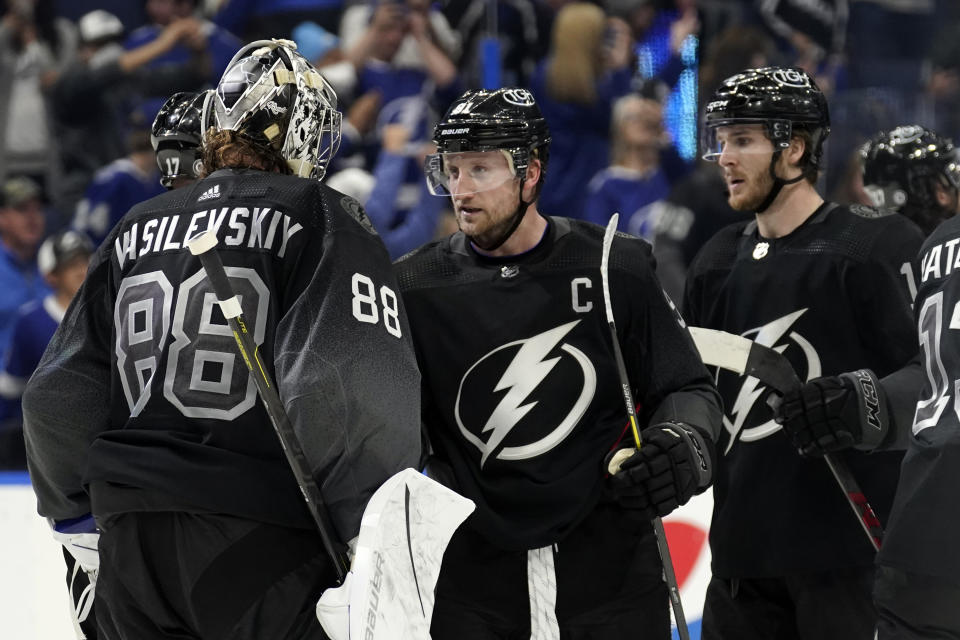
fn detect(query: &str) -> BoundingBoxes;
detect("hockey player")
[684,67,924,639]
[23,39,420,640]
[395,87,723,638]
[777,224,960,638]
[860,124,960,238]
[773,129,960,637]
[151,90,210,190]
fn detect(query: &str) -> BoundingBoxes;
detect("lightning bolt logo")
[723,309,821,453]
[454,320,596,467]
[479,321,579,465]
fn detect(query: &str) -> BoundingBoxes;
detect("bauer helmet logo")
[502,89,535,107]
[772,69,810,88]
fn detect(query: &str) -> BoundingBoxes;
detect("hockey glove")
[51,514,99,632]
[51,514,100,577]
[605,422,715,520]
[774,369,890,457]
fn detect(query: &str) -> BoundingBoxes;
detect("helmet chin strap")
[469,183,531,253]
[755,149,805,214]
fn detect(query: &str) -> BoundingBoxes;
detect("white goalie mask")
[207,39,342,180]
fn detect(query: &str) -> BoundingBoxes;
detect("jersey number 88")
[115,268,269,420]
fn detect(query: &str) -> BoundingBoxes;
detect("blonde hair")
[546,3,606,106]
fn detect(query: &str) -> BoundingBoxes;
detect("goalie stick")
[601,214,690,640]
[187,231,350,581]
[688,326,884,552]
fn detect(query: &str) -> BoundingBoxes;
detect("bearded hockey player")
[683,66,924,639]
[23,39,420,640]
[395,87,722,639]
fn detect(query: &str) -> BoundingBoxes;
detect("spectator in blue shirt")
[72,129,165,247]
[125,0,240,121]
[584,94,691,237]
[215,0,345,42]
[0,176,50,369]
[531,3,634,220]
[0,230,93,466]
[364,123,444,258]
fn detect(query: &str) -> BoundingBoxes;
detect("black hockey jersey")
[879,214,960,585]
[23,169,421,542]
[684,202,923,577]
[395,217,722,550]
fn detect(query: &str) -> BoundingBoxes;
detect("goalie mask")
[861,125,960,235]
[208,39,342,180]
[152,90,210,189]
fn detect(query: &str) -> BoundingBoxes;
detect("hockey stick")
[688,327,884,552]
[187,231,350,581]
[601,214,690,640]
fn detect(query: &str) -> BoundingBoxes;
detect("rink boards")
[0,472,712,638]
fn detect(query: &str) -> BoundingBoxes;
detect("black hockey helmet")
[207,39,341,180]
[702,66,830,170]
[427,87,551,194]
[860,125,960,233]
[151,90,209,189]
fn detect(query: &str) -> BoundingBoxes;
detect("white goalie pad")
[316,468,475,640]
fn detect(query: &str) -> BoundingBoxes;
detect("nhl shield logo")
[752,242,769,260]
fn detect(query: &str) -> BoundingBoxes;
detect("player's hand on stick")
[774,369,889,457]
[604,422,714,519]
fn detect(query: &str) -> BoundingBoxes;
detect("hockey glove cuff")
[51,514,100,579]
[774,369,890,457]
[604,422,715,520]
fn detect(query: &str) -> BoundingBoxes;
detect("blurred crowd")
[0,0,956,467]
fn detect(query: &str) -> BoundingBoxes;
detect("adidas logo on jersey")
[197,185,221,202]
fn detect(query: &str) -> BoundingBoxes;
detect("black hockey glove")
[774,369,890,457]
[604,422,715,520]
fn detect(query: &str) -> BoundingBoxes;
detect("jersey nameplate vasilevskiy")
[114,207,303,269]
